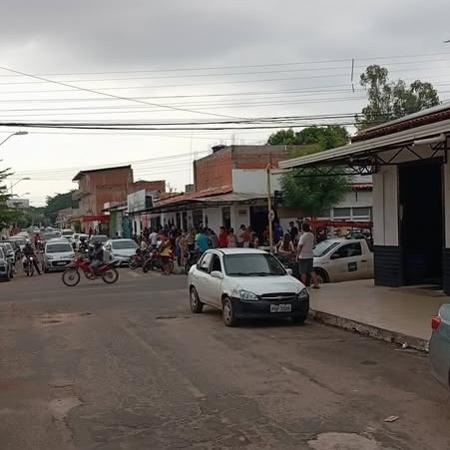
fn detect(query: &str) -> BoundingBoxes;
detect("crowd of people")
[130,220,320,286]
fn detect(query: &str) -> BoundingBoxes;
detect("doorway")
[399,162,443,285]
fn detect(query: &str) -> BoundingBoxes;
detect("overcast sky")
[1,0,450,205]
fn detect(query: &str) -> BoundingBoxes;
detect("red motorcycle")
[62,256,119,287]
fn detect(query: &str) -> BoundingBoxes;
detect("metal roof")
[279,117,450,169]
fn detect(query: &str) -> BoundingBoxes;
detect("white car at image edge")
[188,248,309,327]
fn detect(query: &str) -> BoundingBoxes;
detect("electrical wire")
[0,65,244,121]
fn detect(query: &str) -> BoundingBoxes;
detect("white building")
[280,103,450,293]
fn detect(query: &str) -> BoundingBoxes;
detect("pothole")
[155,315,191,320]
[308,432,387,450]
[49,396,82,420]
[36,312,92,326]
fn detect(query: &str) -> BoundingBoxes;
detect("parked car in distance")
[312,238,374,283]
[429,305,450,391]
[61,229,74,239]
[73,233,89,251]
[0,247,13,281]
[9,235,27,251]
[42,231,62,243]
[0,242,16,266]
[104,239,138,266]
[89,235,108,247]
[42,239,75,272]
[188,248,309,327]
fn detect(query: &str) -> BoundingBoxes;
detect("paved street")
[0,269,449,450]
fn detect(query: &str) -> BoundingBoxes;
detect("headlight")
[297,288,309,301]
[239,290,259,301]
[47,255,54,260]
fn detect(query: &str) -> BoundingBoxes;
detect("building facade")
[280,104,450,294]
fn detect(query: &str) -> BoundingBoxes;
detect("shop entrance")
[399,161,443,285]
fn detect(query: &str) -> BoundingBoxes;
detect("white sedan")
[188,248,309,326]
[103,239,138,266]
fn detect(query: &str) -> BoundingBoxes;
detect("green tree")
[267,125,349,151]
[358,65,440,129]
[281,169,351,216]
[43,191,75,225]
[268,126,351,215]
[0,168,14,229]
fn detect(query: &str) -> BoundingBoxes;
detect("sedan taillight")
[431,316,442,330]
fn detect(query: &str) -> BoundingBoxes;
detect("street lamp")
[0,131,28,148]
[10,177,31,194]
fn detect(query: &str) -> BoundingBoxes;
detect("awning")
[81,214,109,223]
[279,116,450,172]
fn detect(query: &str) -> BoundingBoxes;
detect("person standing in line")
[277,233,295,256]
[242,225,251,248]
[195,228,210,254]
[227,228,238,248]
[297,222,319,289]
[237,224,246,247]
[207,228,219,249]
[289,221,299,242]
[218,226,228,248]
[149,228,159,249]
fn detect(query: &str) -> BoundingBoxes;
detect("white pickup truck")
[313,238,373,283]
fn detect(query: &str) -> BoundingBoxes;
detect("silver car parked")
[429,304,450,390]
[42,239,75,272]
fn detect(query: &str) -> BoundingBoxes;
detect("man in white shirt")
[149,229,159,249]
[297,222,319,288]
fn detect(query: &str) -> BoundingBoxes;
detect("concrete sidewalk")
[309,280,448,351]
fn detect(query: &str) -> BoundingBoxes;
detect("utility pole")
[266,163,274,253]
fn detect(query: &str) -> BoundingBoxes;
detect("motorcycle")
[129,248,150,270]
[23,255,35,277]
[142,249,174,274]
[184,247,201,274]
[62,256,119,287]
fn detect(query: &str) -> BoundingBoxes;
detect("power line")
[2,57,450,86]
[0,65,243,121]
[1,51,450,78]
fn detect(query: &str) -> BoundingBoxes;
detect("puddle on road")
[308,432,388,450]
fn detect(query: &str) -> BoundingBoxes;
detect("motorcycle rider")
[89,241,104,276]
[79,236,88,253]
[23,241,41,275]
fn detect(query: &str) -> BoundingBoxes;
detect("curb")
[309,309,429,352]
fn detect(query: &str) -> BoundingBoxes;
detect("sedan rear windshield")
[46,244,73,253]
[113,241,137,250]
[224,253,286,276]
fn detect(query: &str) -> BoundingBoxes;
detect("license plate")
[56,261,67,266]
[270,304,292,313]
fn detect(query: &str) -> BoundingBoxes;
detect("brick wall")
[194,148,233,192]
[130,180,166,193]
[193,145,293,192]
[77,167,133,215]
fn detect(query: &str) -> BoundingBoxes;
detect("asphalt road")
[0,268,449,450]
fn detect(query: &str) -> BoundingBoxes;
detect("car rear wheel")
[222,297,238,327]
[189,287,203,313]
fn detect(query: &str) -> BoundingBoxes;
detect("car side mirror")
[210,270,224,280]
[330,253,339,260]
[286,268,293,276]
